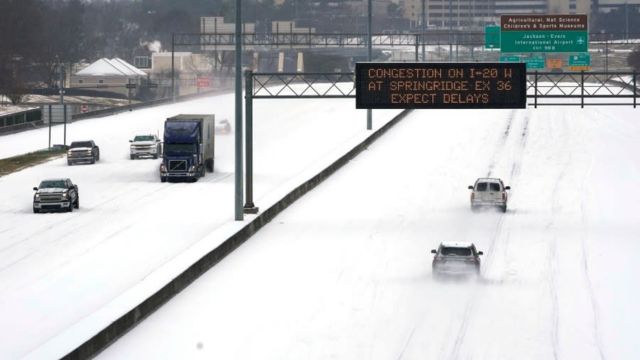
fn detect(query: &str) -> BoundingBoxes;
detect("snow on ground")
[100,105,640,360]
[0,94,401,359]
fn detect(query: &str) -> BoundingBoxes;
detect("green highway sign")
[500,15,588,53]
[485,25,501,49]
[500,31,588,53]
[524,56,546,69]
[568,53,591,66]
[500,55,520,62]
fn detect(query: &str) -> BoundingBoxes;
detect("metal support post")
[244,70,258,214]
[60,65,66,146]
[421,0,426,61]
[48,105,52,149]
[63,104,67,146]
[234,0,244,220]
[634,70,637,108]
[580,71,585,108]
[415,34,419,62]
[449,0,453,61]
[367,0,373,130]
[534,71,538,108]
[171,33,176,101]
[605,40,609,73]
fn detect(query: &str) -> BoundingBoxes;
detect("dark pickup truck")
[67,140,100,165]
[33,178,80,213]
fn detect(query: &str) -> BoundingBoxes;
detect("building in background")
[70,58,147,97]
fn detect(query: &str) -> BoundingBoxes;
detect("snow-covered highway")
[99,105,640,360]
[0,94,400,358]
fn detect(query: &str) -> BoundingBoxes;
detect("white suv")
[129,134,161,159]
[468,178,510,212]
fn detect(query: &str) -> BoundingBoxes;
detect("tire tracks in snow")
[545,115,605,360]
[0,171,233,288]
[579,159,607,360]
[446,109,529,360]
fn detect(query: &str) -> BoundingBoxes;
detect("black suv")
[33,178,80,213]
[67,140,100,165]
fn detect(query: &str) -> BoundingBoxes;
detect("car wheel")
[205,159,214,172]
[153,153,158,159]
[68,203,73,212]
[501,205,507,213]
[33,208,39,214]
[68,160,72,166]
[90,157,95,164]
[75,197,80,209]
[130,154,135,160]
[161,177,167,183]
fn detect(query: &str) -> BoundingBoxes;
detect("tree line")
[0,0,292,102]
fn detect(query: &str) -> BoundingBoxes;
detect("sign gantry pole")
[234,0,244,221]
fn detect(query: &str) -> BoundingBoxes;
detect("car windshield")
[440,247,472,256]
[134,135,155,141]
[70,141,92,148]
[39,180,66,188]
[164,143,195,154]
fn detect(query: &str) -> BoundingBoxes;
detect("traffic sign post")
[355,63,527,109]
[500,15,588,53]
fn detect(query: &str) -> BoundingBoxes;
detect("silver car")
[431,242,483,279]
[468,178,510,212]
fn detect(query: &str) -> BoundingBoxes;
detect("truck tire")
[205,159,214,172]
[501,205,507,213]
[33,208,39,214]
[161,177,167,183]
[130,154,135,160]
[90,157,95,164]
[68,160,72,166]
[75,197,80,209]
[68,203,73,212]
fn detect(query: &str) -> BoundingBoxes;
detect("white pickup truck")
[129,134,161,159]
[468,178,510,212]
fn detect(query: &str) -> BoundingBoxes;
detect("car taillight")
[502,192,506,200]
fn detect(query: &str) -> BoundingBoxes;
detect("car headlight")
[62,192,69,199]
[34,194,40,200]
[189,165,196,172]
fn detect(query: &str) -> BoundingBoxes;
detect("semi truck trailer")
[160,114,215,182]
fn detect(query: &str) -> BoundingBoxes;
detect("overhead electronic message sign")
[355,62,526,109]
[500,15,588,53]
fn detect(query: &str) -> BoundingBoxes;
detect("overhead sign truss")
[354,63,527,109]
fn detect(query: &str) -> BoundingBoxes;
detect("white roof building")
[75,58,146,77]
